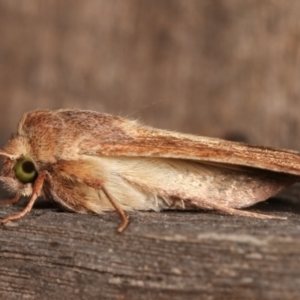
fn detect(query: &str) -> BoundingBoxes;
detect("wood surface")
[0,185,299,299]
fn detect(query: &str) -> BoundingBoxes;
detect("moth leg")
[196,201,286,220]
[1,172,46,225]
[216,206,286,219]
[101,186,129,233]
[0,195,21,205]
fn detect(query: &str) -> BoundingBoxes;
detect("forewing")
[67,112,300,176]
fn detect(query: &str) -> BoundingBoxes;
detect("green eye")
[14,157,38,184]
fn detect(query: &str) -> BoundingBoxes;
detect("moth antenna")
[101,185,129,233]
[125,99,162,118]
[1,172,46,225]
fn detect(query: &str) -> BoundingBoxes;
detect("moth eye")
[14,157,38,184]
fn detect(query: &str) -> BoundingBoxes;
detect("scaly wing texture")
[44,109,300,176]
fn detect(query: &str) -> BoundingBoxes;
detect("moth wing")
[71,113,300,176]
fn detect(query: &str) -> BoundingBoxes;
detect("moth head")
[0,150,38,197]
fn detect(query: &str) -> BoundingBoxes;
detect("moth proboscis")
[0,109,300,232]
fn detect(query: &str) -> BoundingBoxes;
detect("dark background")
[1,0,300,149]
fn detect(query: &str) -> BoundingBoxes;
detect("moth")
[0,109,300,232]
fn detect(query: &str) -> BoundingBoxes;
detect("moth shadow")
[0,194,58,211]
[31,198,59,210]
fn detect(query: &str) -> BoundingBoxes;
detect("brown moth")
[0,109,300,232]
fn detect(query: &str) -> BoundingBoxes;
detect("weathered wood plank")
[0,185,300,299]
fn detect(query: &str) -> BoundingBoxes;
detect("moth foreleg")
[55,159,130,232]
[1,172,46,225]
[100,185,129,233]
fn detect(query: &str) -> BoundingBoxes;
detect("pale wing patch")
[79,156,164,213]
[114,157,294,209]
[82,156,295,211]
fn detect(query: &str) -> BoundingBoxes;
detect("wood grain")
[0,185,300,299]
